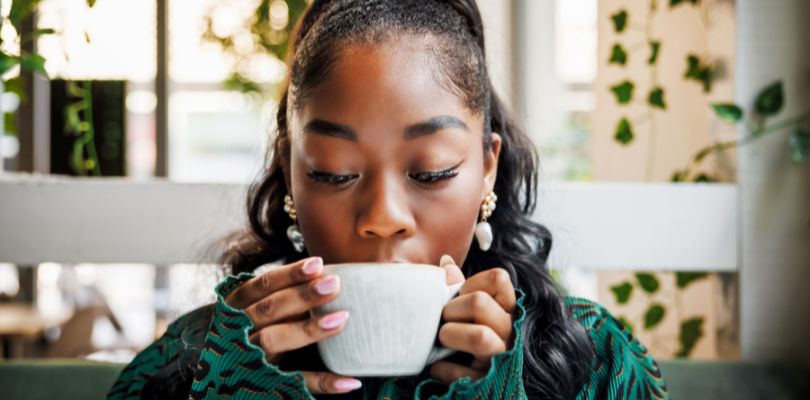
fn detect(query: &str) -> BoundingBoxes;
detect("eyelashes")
[408,168,459,184]
[306,171,359,187]
[306,166,460,188]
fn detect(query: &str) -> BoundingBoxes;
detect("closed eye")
[306,171,359,187]
[408,166,459,187]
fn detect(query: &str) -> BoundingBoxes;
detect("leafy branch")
[610,272,709,357]
[201,0,308,96]
[672,81,810,182]
[2,0,98,172]
[607,0,716,184]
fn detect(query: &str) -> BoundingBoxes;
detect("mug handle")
[425,282,463,364]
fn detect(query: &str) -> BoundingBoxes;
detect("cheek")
[411,161,486,261]
[297,199,354,261]
[288,154,355,261]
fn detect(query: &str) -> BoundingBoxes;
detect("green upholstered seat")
[0,359,808,399]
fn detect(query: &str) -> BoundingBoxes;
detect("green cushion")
[660,360,810,399]
[0,360,124,400]
[1,359,808,399]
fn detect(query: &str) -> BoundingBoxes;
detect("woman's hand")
[224,257,362,394]
[430,256,517,386]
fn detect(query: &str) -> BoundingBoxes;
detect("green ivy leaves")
[0,0,82,80]
[611,81,634,104]
[684,54,713,92]
[0,53,18,75]
[608,41,661,67]
[676,272,708,288]
[676,318,704,357]
[644,303,666,329]
[648,41,661,65]
[636,273,660,293]
[611,281,634,304]
[648,87,667,109]
[708,80,809,165]
[609,44,628,65]
[0,52,48,77]
[711,104,743,123]
[612,10,628,33]
[754,81,784,116]
[19,53,46,75]
[615,118,634,145]
[609,271,709,357]
[9,0,43,34]
[670,0,701,6]
[607,7,673,149]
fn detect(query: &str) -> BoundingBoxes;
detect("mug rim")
[324,262,441,272]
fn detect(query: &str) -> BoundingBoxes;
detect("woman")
[108,0,668,399]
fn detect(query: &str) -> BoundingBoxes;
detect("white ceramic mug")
[312,263,462,376]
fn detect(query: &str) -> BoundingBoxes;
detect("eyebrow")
[303,115,469,141]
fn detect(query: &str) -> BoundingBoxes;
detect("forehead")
[293,40,482,134]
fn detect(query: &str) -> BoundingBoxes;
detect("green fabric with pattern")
[107,274,668,399]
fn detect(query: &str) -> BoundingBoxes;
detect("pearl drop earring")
[283,194,305,253]
[475,191,497,251]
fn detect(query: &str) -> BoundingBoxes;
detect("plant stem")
[644,0,658,182]
[751,110,810,136]
[680,109,810,180]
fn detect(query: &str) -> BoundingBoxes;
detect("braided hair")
[143,1,594,399]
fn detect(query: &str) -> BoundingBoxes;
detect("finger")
[301,371,362,394]
[249,310,349,356]
[429,360,485,386]
[438,322,507,359]
[440,255,466,285]
[226,257,323,309]
[244,275,341,329]
[471,357,490,370]
[442,291,513,340]
[460,268,516,313]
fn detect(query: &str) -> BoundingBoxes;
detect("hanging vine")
[607,0,717,181]
[64,80,101,176]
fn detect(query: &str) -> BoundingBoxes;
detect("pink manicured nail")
[319,310,349,330]
[335,378,362,391]
[314,275,339,295]
[440,254,456,267]
[301,257,323,275]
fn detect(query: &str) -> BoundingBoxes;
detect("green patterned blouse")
[108,273,668,399]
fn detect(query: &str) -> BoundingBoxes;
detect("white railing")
[0,174,738,272]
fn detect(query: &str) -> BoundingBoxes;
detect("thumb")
[440,255,465,285]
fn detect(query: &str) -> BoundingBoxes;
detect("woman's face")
[287,40,501,266]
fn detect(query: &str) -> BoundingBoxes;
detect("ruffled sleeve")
[188,273,315,399]
[566,297,669,400]
[412,289,528,400]
[107,300,214,398]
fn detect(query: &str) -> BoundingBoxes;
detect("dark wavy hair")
[143,1,594,399]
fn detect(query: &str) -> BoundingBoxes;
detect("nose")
[355,171,416,239]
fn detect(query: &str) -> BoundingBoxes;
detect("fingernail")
[301,257,323,275]
[440,255,456,267]
[335,378,362,391]
[319,310,349,330]
[314,275,339,295]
